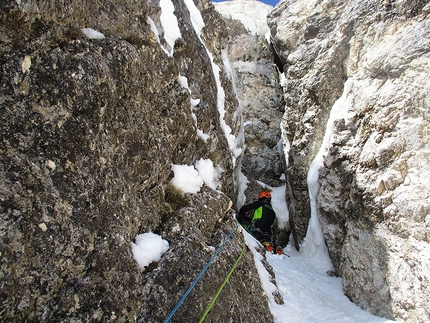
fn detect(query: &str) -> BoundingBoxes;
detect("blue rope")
[163,223,239,323]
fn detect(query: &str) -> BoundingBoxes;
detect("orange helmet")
[258,191,271,199]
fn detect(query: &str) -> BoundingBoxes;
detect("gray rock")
[269,0,430,320]
[0,0,272,322]
[215,1,289,250]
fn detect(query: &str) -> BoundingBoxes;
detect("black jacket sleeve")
[239,200,263,216]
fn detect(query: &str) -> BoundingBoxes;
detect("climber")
[238,191,281,254]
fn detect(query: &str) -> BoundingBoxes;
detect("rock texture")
[0,0,273,322]
[214,2,285,190]
[229,32,284,186]
[269,0,430,321]
[138,187,273,323]
[214,0,289,244]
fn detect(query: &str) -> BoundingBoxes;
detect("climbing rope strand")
[163,223,239,323]
[198,232,246,323]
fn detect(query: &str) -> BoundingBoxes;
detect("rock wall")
[0,0,272,321]
[269,0,430,321]
[215,0,285,188]
[227,32,285,188]
[214,0,289,244]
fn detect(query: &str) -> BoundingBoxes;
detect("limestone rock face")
[215,0,285,191]
[0,0,272,322]
[269,0,430,320]
[214,0,289,246]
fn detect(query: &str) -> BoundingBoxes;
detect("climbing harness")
[163,223,240,323]
[198,232,246,323]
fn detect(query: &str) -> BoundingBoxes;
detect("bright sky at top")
[212,0,279,8]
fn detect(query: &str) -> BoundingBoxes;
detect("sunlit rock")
[269,0,430,320]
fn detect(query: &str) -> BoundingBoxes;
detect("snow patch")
[195,158,221,190]
[266,245,395,323]
[183,0,205,35]
[147,16,171,56]
[183,0,243,166]
[302,79,354,273]
[81,28,105,39]
[236,170,249,209]
[279,72,286,86]
[213,0,272,41]
[131,232,169,271]
[159,0,181,56]
[170,159,221,193]
[178,74,210,141]
[242,230,279,301]
[170,164,204,194]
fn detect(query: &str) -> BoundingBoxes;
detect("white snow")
[240,176,394,322]
[243,228,281,298]
[301,78,353,273]
[262,245,395,323]
[269,185,289,229]
[170,159,221,193]
[279,72,287,86]
[221,48,245,143]
[131,232,169,271]
[217,51,243,162]
[194,158,221,190]
[222,48,234,80]
[281,125,291,168]
[147,16,171,56]
[159,0,182,56]
[236,169,249,210]
[214,71,239,159]
[213,0,273,41]
[183,0,205,35]
[81,28,105,39]
[177,74,189,90]
[170,164,204,194]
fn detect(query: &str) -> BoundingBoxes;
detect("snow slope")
[213,0,272,40]
[265,246,395,323]
[240,185,395,323]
